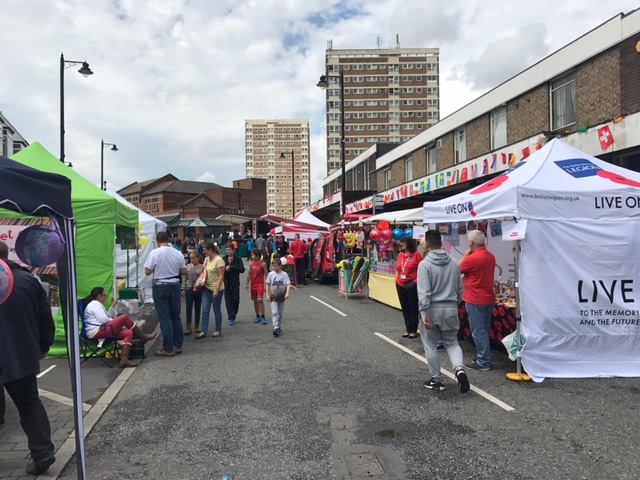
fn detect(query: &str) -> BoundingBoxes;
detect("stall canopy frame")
[0,155,87,479]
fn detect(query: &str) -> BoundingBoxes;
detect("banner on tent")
[0,218,57,274]
[520,220,640,379]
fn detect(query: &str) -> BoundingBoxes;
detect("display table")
[458,302,517,348]
[368,271,401,309]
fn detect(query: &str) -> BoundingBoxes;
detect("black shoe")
[26,457,55,475]
[423,378,446,391]
[467,359,490,371]
[273,328,281,337]
[456,369,470,393]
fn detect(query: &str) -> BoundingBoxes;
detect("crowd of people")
[396,229,496,394]
[139,231,301,358]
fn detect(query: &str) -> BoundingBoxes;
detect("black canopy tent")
[0,155,86,478]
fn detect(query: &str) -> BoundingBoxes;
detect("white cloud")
[0,0,637,203]
[194,171,217,183]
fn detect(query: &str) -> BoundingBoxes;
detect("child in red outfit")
[246,250,267,325]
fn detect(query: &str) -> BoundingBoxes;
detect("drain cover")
[331,413,358,431]
[347,453,385,477]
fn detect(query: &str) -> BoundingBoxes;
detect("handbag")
[404,280,417,290]
[193,258,208,290]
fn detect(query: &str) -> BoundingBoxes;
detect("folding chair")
[78,299,119,367]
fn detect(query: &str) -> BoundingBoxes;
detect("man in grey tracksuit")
[417,230,470,393]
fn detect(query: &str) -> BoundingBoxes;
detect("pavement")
[40,264,640,480]
[0,304,158,480]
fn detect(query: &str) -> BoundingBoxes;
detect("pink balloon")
[369,228,380,241]
[381,229,393,241]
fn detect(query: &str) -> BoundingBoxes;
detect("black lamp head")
[316,75,328,89]
[279,152,286,159]
[110,144,118,152]
[78,62,93,77]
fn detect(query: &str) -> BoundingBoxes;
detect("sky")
[1,0,638,201]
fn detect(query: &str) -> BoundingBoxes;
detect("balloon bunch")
[369,225,416,261]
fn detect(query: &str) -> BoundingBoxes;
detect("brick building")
[118,176,266,240]
[314,9,640,216]
[323,46,440,174]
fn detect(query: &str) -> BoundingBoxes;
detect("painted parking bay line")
[37,364,57,378]
[309,295,348,317]
[375,332,515,412]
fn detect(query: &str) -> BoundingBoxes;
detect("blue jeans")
[201,287,223,334]
[152,283,183,352]
[466,303,494,368]
[185,289,202,329]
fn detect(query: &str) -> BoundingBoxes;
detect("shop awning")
[168,217,232,227]
[215,213,254,224]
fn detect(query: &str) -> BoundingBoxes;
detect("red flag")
[521,146,531,159]
[597,125,614,151]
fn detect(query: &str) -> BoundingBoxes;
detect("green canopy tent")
[10,142,138,356]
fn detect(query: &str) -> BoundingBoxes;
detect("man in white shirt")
[145,231,187,356]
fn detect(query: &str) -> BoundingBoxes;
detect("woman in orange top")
[395,237,423,339]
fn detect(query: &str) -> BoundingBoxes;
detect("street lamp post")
[317,67,346,216]
[280,149,295,217]
[60,52,93,163]
[100,140,118,190]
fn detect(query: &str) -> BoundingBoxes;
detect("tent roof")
[293,208,331,228]
[0,154,72,219]
[12,143,137,227]
[106,190,167,228]
[369,207,423,223]
[423,139,640,222]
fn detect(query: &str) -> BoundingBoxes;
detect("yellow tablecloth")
[368,271,401,310]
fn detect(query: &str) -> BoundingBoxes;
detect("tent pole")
[515,239,522,375]
[507,238,530,382]
[62,218,87,479]
[113,225,118,299]
[126,247,130,288]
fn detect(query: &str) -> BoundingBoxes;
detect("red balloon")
[369,228,380,241]
[381,229,393,241]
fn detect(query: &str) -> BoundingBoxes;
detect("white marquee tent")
[107,191,167,302]
[423,139,640,380]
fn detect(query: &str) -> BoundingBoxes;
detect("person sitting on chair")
[83,287,156,368]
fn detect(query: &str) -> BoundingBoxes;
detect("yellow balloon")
[138,236,149,247]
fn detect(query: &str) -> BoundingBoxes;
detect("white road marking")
[38,388,92,412]
[309,295,348,317]
[37,365,57,378]
[374,332,516,412]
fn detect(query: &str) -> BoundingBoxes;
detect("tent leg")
[61,219,87,479]
[507,239,531,382]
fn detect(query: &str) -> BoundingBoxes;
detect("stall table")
[367,271,400,309]
[458,301,517,349]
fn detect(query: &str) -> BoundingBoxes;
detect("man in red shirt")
[459,230,496,371]
[290,234,307,286]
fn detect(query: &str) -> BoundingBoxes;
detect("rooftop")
[143,179,222,196]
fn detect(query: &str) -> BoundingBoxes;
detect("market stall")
[0,154,87,478]
[366,208,423,309]
[11,143,138,356]
[423,139,640,380]
[107,190,167,303]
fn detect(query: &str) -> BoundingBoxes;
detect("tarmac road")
[60,270,640,479]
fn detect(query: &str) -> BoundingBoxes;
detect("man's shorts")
[251,285,265,301]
